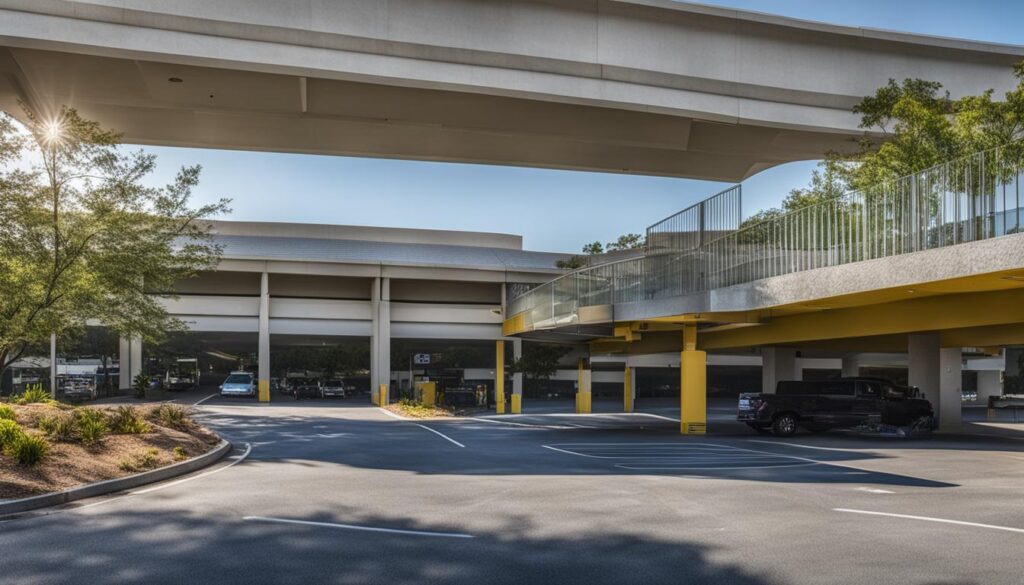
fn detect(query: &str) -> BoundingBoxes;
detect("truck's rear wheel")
[771,413,798,437]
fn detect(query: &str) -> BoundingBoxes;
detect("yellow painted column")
[258,380,270,403]
[379,383,389,406]
[511,394,522,414]
[577,357,592,414]
[495,340,506,414]
[680,325,707,435]
[623,366,633,413]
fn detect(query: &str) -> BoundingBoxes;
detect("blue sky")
[136,0,1023,253]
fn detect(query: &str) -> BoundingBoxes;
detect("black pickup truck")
[738,377,936,437]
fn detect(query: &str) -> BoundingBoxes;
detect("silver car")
[220,372,256,397]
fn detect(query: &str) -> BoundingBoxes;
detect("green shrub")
[76,409,109,446]
[172,445,189,461]
[0,419,23,448]
[14,387,53,405]
[107,405,151,434]
[4,433,49,466]
[133,373,150,399]
[38,411,77,442]
[150,404,192,431]
[0,404,15,421]
[119,448,160,472]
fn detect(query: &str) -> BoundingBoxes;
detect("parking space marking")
[542,442,822,471]
[193,394,218,406]
[377,407,408,420]
[415,424,466,448]
[243,516,474,538]
[855,487,895,494]
[833,508,1024,534]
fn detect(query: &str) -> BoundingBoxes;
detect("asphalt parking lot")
[2,398,1023,585]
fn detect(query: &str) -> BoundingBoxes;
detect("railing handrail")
[512,140,1024,315]
[722,141,1020,244]
[644,184,741,233]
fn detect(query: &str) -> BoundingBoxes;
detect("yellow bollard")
[379,383,389,406]
[511,393,522,414]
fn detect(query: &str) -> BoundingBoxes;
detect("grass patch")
[4,432,48,466]
[38,411,77,442]
[0,403,15,421]
[148,404,193,431]
[14,387,54,405]
[76,409,109,446]
[108,406,152,434]
[0,418,23,448]
[118,448,161,472]
[172,446,189,461]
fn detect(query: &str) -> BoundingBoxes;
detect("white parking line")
[415,424,466,448]
[244,516,474,538]
[833,508,1024,534]
[749,440,869,452]
[193,393,218,406]
[854,487,895,494]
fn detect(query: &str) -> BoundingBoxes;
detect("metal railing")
[646,185,742,254]
[509,142,1024,330]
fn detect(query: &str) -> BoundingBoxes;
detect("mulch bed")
[0,403,220,500]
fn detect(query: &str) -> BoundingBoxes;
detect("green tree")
[555,255,586,270]
[582,241,604,255]
[606,233,645,251]
[510,344,570,392]
[0,107,230,376]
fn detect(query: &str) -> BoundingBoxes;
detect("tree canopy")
[0,107,230,373]
[740,60,1024,231]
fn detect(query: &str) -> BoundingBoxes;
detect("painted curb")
[0,440,232,517]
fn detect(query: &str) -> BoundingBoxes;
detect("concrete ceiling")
[0,47,853,181]
[1,0,1021,181]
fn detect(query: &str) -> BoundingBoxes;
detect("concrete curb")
[0,440,232,517]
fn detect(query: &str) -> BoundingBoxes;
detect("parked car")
[290,377,320,400]
[270,378,283,394]
[737,377,936,437]
[220,371,256,397]
[60,375,96,401]
[320,378,347,398]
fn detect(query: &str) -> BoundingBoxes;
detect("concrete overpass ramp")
[0,0,1022,180]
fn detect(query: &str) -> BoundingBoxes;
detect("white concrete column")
[761,347,797,393]
[976,370,1002,403]
[118,336,143,390]
[257,271,270,402]
[939,347,963,431]
[841,354,860,377]
[511,338,523,397]
[119,336,131,390]
[370,277,380,402]
[379,277,391,397]
[909,333,961,431]
[49,332,56,398]
[370,277,391,403]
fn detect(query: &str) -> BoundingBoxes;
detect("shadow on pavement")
[0,507,787,585]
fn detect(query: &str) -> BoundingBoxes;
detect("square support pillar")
[257,271,270,403]
[841,354,860,378]
[495,340,506,413]
[370,277,391,405]
[938,347,962,431]
[623,365,634,413]
[761,347,797,393]
[576,357,592,414]
[680,325,706,435]
[119,336,142,391]
[511,338,522,414]
[909,333,961,431]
